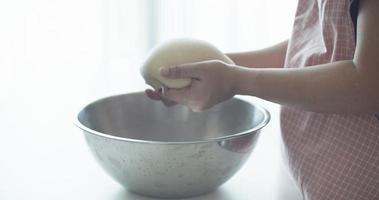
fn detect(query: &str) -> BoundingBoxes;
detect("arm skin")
[233,0,379,114]
[226,40,288,68]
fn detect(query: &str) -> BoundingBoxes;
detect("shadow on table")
[112,187,235,200]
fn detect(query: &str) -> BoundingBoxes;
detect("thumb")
[163,87,190,104]
[160,64,202,79]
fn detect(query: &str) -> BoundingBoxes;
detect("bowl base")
[128,187,217,199]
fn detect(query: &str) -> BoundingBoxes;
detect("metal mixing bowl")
[75,92,270,198]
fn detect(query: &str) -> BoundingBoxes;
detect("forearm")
[227,40,288,68]
[232,60,379,113]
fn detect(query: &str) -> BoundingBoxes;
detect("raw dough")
[140,38,235,89]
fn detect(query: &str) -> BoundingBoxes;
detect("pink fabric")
[281,0,379,199]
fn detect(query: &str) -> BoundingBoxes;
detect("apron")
[280,0,379,199]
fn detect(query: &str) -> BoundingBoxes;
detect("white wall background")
[0,0,297,104]
[0,0,299,199]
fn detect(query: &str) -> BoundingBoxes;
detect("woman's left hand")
[160,60,236,112]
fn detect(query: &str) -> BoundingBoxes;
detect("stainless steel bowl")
[75,92,270,198]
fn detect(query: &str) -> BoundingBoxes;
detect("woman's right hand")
[145,88,177,106]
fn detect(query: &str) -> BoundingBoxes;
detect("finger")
[145,89,162,101]
[146,89,178,107]
[160,64,202,79]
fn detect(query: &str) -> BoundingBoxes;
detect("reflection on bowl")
[75,92,270,198]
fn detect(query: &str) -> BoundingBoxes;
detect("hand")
[160,60,236,112]
[145,88,177,106]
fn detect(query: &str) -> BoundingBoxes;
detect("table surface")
[1,88,302,200]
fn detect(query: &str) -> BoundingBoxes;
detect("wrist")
[226,64,239,96]
[228,65,245,96]
[230,66,260,96]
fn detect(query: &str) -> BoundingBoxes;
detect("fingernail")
[160,67,169,76]
[161,86,166,96]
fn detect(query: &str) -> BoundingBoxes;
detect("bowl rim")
[74,92,271,145]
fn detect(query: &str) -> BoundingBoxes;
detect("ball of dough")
[140,38,235,89]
